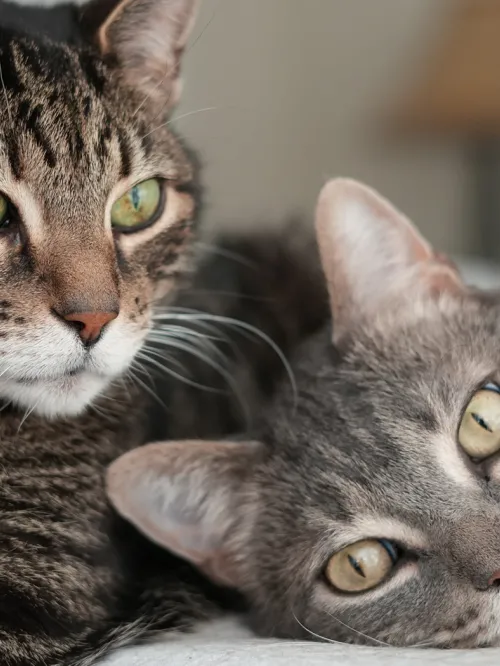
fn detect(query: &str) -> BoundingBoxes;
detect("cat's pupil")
[472,412,492,432]
[348,554,366,578]
[131,187,140,211]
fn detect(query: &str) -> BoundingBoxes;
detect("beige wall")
[178,0,467,252]
[34,0,466,252]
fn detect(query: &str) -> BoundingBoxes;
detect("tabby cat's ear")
[80,0,198,112]
[107,439,260,588]
[315,179,465,343]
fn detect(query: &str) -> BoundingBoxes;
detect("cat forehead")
[0,33,190,199]
[266,306,500,514]
[0,31,107,108]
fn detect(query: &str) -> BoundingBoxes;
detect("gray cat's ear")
[315,178,464,343]
[107,440,260,588]
[80,0,198,112]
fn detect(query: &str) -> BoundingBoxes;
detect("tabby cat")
[0,1,326,664]
[110,178,500,650]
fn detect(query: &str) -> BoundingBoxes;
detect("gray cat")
[109,178,500,650]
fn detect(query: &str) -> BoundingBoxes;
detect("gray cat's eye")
[325,539,397,593]
[459,387,500,460]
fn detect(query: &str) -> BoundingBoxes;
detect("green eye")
[111,179,164,232]
[0,195,8,225]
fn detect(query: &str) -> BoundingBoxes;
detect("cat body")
[0,1,328,663]
[110,179,500,650]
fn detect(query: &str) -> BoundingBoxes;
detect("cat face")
[0,0,198,418]
[108,179,500,648]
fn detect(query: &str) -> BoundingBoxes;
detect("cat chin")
[0,372,112,420]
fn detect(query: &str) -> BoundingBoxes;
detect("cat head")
[108,178,500,648]
[0,0,199,418]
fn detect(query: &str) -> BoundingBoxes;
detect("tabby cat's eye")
[325,539,397,593]
[111,178,164,232]
[0,194,9,227]
[459,384,500,460]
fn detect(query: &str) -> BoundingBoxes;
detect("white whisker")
[136,349,226,394]
[324,611,391,647]
[17,402,38,432]
[143,106,219,140]
[129,364,168,411]
[292,613,346,646]
[195,241,260,270]
[153,311,297,404]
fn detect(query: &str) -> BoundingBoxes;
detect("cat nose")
[63,311,118,345]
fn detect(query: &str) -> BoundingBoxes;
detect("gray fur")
[109,180,500,651]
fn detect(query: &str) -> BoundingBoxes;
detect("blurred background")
[176,0,500,267]
[32,0,500,268]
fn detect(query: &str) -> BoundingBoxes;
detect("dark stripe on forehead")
[7,140,22,180]
[117,131,132,178]
[78,51,106,95]
[0,38,24,94]
[18,102,56,169]
[15,40,44,79]
[68,130,85,162]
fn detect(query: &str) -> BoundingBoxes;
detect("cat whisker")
[142,106,219,140]
[143,334,248,419]
[146,332,231,368]
[323,610,392,648]
[292,613,346,646]
[90,402,114,420]
[178,288,273,303]
[153,311,297,404]
[132,1,221,121]
[17,401,39,433]
[136,349,226,394]
[150,323,229,345]
[128,364,168,411]
[195,241,261,270]
[184,0,223,57]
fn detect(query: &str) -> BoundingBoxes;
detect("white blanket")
[101,618,500,666]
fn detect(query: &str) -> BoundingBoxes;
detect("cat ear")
[107,440,261,588]
[80,0,198,111]
[315,179,465,343]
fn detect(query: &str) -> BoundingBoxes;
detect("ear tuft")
[315,178,465,343]
[81,0,199,112]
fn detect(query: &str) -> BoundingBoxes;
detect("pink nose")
[488,570,500,587]
[64,311,118,344]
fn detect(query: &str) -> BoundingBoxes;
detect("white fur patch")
[0,315,146,419]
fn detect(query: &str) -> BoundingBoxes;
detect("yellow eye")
[111,178,164,231]
[325,540,397,593]
[459,387,500,460]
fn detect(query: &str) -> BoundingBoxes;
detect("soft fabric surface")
[102,618,500,665]
[104,254,500,665]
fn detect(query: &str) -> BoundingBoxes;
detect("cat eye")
[325,539,398,593]
[0,194,12,229]
[111,178,164,232]
[459,383,500,460]
[0,194,19,237]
